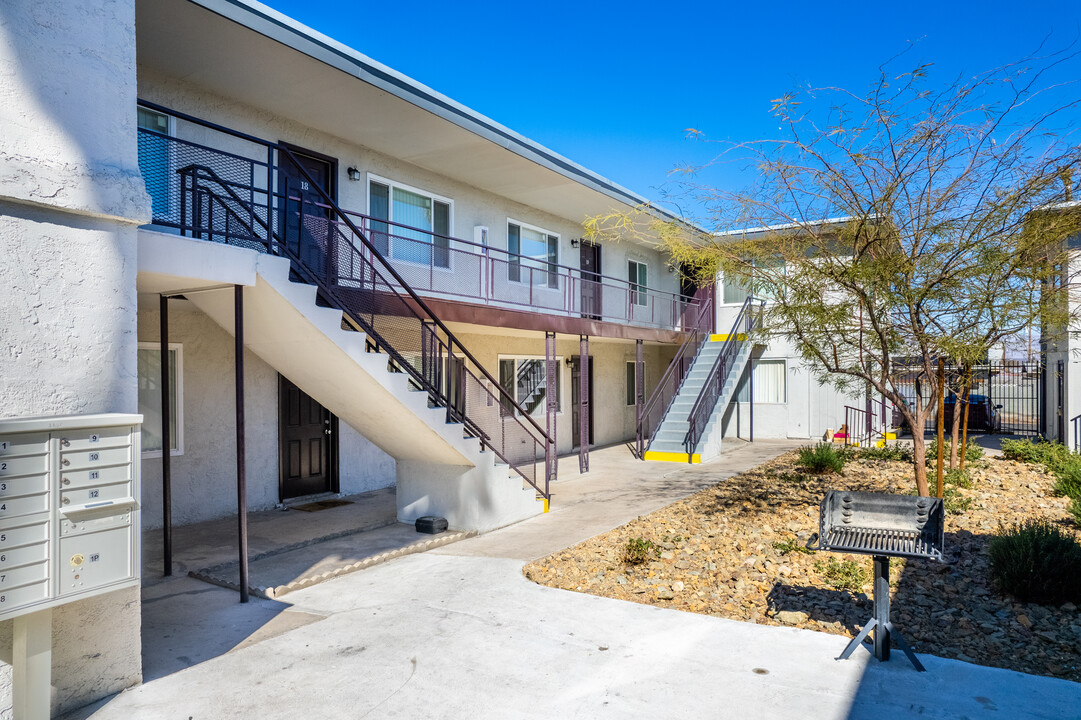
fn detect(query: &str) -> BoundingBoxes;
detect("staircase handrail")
[684,296,764,454]
[177,162,553,496]
[635,291,714,457]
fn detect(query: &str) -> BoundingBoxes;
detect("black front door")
[570,356,595,449]
[277,145,336,281]
[278,375,338,500]
[580,241,602,320]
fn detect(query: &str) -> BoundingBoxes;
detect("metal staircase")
[139,119,554,510]
[640,297,763,463]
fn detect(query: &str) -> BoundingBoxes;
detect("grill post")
[872,555,890,662]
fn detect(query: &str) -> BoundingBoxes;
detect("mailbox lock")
[62,497,70,505]
[60,438,70,447]
[61,458,70,467]
[62,478,70,486]
[70,554,84,568]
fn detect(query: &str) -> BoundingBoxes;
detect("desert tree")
[587,50,1081,496]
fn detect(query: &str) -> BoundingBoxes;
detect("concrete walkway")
[68,441,1081,719]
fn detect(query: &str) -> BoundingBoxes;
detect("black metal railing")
[684,296,763,455]
[139,120,554,498]
[843,405,873,447]
[635,289,714,457]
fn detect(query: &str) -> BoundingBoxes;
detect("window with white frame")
[737,359,786,403]
[628,260,648,306]
[368,176,452,268]
[508,221,559,289]
[137,343,183,456]
[137,106,172,217]
[498,356,561,415]
[722,257,786,304]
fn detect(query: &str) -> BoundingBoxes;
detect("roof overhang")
[135,0,682,235]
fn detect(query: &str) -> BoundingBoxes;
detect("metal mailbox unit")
[0,413,141,618]
[0,413,142,718]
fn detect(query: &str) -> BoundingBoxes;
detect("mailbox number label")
[89,434,99,443]
[0,442,7,451]
[88,489,99,499]
[88,452,99,462]
[90,554,100,563]
[0,463,6,473]
[89,471,99,480]
[0,484,6,492]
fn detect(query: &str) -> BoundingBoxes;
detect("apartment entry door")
[570,356,595,449]
[278,375,339,500]
[579,241,602,320]
[277,144,337,281]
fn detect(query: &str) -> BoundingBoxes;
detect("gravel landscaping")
[524,447,1081,682]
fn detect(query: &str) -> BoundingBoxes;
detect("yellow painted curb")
[643,450,701,464]
[884,432,898,440]
[542,497,550,513]
[876,440,886,448]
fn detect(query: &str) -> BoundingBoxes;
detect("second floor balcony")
[137,112,702,338]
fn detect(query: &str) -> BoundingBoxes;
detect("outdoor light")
[570,238,580,248]
[666,263,676,273]
[347,166,361,181]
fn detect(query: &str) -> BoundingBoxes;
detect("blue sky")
[262,0,1081,216]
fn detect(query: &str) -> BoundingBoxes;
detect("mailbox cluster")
[0,414,141,620]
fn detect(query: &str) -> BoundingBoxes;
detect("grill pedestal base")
[838,555,926,672]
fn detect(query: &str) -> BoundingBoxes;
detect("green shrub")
[814,557,867,591]
[772,537,813,556]
[858,445,913,463]
[623,538,658,565]
[944,468,973,489]
[1000,439,1072,471]
[943,487,973,515]
[796,443,847,474]
[1069,498,1081,528]
[988,519,1081,605]
[1052,461,1081,499]
[925,438,984,466]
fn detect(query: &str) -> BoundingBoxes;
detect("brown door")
[580,241,602,320]
[278,375,338,500]
[277,145,337,282]
[570,356,595,449]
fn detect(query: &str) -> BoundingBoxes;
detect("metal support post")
[545,332,557,485]
[635,339,644,457]
[748,352,754,443]
[159,294,172,577]
[13,608,51,720]
[579,335,590,474]
[838,554,925,672]
[235,285,249,603]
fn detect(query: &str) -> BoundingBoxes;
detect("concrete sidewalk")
[69,441,1081,719]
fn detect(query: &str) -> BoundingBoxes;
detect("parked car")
[943,393,1002,433]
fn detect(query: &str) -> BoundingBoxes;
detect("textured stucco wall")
[0,1,147,714]
[136,68,681,303]
[137,297,395,529]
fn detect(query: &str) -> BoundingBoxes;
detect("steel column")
[159,294,172,577]
[579,335,590,474]
[749,352,754,443]
[235,285,250,603]
[545,332,558,485]
[635,339,644,458]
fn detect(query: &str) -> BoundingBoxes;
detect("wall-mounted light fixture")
[347,167,362,181]
[666,263,676,273]
[570,238,580,249]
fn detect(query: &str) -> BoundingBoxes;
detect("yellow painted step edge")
[709,333,747,342]
[643,450,701,464]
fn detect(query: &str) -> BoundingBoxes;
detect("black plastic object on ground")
[415,516,448,534]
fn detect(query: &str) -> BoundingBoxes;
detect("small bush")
[1052,461,1081,499]
[815,557,867,591]
[858,445,913,463]
[1000,439,1072,472]
[796,443,847,474]
[623,538,658,565]
[1069,498,1081,527]
[944,467,973,489]
[772,537,812,556]
[925,438,984,466]
[988,519,1081,605]
[943,487,973,515]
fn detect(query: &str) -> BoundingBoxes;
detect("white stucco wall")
[136,297,396,530]
[0,1,148,714]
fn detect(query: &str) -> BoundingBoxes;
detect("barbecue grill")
[806,490,945,672]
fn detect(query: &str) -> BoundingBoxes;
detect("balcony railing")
[341,213,701,331]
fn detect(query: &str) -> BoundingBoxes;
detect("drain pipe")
[235,285,250,603]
